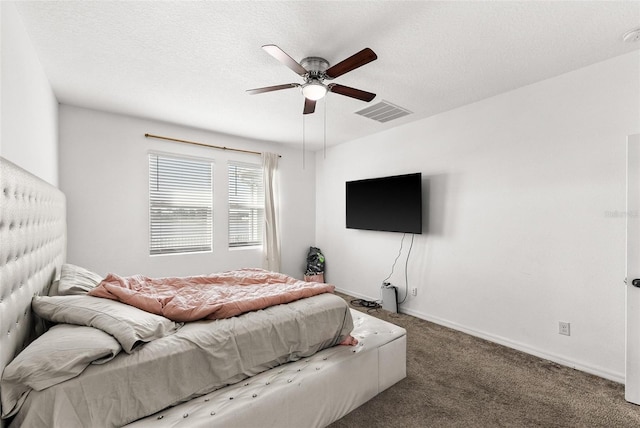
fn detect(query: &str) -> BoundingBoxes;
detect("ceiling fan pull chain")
[324,95,327,160]
[302,114,306,170]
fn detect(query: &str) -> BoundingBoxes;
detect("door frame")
[626,133,640,404]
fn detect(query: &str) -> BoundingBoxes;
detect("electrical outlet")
[411,288,417,296]
[559,321,571,336]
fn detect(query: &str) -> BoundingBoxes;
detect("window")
[149,153,213,255]
[228,162,264,248]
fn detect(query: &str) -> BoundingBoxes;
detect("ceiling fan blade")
[303,98,316,115]
[246,83,299,95]
[328,84,376,102]
[325,48,377,79]
[262,45,308,76]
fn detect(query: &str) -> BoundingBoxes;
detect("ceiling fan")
[247,45,378,115]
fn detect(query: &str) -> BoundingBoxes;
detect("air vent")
[355,100,412,123]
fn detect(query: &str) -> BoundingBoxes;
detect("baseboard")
[335,287,382,303]
[335,288,624,384]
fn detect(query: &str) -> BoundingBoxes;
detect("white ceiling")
[14,1,640,150]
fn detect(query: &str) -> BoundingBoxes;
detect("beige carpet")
[329,293,640,428]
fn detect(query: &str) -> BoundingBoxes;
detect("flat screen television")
[346,173,422,234]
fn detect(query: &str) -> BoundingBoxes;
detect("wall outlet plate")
[559,321,571,336]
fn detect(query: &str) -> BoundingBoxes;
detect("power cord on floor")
[350,298,407,318]
[350,298,381,312]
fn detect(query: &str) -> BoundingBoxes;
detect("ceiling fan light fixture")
[301,81,328,101]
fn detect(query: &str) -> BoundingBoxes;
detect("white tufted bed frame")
[0,158,66,428]
[0,156,407,427]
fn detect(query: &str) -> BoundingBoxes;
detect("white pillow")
[31,295,182,353]
[0,324,121,418]
[57,263,103,295]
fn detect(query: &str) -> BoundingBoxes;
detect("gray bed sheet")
[9,293,353,428]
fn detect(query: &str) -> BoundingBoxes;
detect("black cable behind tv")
[345,172,422,234]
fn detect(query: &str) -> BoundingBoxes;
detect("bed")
[0,156,407,428]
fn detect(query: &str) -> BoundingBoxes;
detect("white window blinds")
[149,154,213,255]
[228,162,264,248]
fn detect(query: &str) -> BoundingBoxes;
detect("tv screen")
[346,173,422,234]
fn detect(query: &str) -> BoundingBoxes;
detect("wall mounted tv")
[346,172,422,234]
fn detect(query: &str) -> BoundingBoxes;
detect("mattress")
[126,308,407,427]
[8,293,354,428]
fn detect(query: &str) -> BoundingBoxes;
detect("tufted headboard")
[0,157,66,426]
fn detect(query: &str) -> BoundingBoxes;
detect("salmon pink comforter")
[87,268,334,322]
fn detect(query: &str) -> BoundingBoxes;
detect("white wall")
[1,2,58,185]
[59,105,315,279]
[316,51,640,382]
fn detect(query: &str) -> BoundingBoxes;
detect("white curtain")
[262,152,281,272]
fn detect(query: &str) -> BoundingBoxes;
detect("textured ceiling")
[14,1,640,150]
